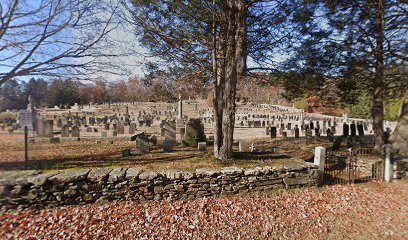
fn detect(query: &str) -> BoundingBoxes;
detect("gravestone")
[315,128,320,137]
[129,122,137,134]
[350,123,356,137]
[198,142,207,151]
[105,123,110,130]
[101,131,108,137]
[294,126,300,138]
[112,130,117,137]
[239,142,249,152]
[306,129,313,142]
[343,124,349,137]
[270,127,277,139]
[357,123,364,136]
[327,129,334,142]
[282,131,288,138]
[183,118,206,147]
[71,125,80,137]
[135,134,150,154]
[61,125,69,137]
[117,122,125,134]
[265,126,270,135]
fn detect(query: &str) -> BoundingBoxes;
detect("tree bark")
[213,0,247,160]
[372,0,385,154]
[389,97,408,154]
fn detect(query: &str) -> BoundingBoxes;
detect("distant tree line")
[0,75,209,112]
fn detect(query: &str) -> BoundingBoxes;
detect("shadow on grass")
[0,148,208,171]
[234,151,290,161]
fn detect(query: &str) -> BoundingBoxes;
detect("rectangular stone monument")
[61,125,69,137]
[197,142,207,151]
[117,122,125,134]
[270,127,277,139]
[239,142,249,152]
[71,125,80,137]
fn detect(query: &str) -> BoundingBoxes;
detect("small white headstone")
[314,146,326,171]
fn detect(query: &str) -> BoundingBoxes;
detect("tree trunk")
[372,0,385,154]
[389,97,408,154]
[218,0,237,160]
[213,4,227,159]
[212,0,247,160]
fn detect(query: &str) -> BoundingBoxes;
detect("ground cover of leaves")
[1,180,407,240]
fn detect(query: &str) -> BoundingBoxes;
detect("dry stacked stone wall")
[0,164,319,210]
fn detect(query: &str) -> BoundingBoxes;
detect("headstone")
[350,123,356,137]
[270,127,277,138]
[282,131,288,138]
[343,124,349,137]
[117,121,125,134]
[61,125,69,137]
[183,118,206,147]
[294,127,300,138]
[112,130,118,137]
[129,122,137,134]
[101,131,108,137]
[357,123,364,136]
[239,142,249,152]
[163,139,175,152]
[71,125,80,137]
[135,135,150,154]
[197,142,207,151]
[306,129,313,142]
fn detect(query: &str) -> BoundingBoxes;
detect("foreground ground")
[0,180,407,239]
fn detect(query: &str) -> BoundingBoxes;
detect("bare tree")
[0,0,127,86]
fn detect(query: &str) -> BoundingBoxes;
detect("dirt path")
[1,180,407,239]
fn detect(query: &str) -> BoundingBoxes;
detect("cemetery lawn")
[1,180,407,239]
[0,133,319,171]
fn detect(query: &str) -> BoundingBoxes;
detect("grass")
[0,132,316,171]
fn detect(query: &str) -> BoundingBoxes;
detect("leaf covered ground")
[1,180,407,240]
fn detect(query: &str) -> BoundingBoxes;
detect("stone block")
[283,177,309,187]
[126,168,142,180]
[221,167,243,175]
[27,172,57,187]
[139,171,159,181]
[48,170,89,184]
[108,168,126,182]
[88,168,112,182]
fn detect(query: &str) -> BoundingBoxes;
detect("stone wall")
[394,157,408,180]
[0,164,319,210]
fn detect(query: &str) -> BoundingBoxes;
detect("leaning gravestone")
[183,118,206,147]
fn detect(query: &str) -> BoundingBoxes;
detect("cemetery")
[0,0,407,239]
[1,96,407,211]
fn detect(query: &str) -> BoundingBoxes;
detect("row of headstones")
[265,123,367,139]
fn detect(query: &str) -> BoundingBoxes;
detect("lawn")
[0,132,317,171]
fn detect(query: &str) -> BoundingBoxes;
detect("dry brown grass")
[0,132,317,171]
